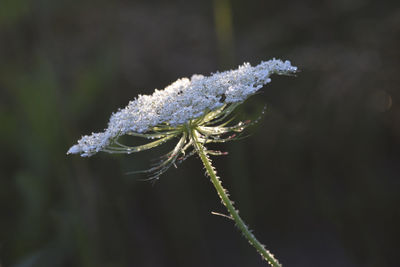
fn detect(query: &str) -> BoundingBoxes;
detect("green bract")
[120,103,249,180]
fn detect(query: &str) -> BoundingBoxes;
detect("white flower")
[68,59,297,157]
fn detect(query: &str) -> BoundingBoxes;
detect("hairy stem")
[190,129,282,267]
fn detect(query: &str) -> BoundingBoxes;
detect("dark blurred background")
[0,0,399,266]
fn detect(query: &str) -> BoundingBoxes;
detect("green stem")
[191,129,282,267]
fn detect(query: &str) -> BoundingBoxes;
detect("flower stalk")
[191,128,281,267]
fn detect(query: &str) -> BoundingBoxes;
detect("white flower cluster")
[68,59,297,156]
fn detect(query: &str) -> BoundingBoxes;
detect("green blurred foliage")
[0,0,30,28]
[0,0,399,266]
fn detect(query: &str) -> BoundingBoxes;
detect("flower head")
[68,59,297,164]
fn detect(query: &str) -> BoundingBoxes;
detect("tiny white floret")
[68,59,297,156]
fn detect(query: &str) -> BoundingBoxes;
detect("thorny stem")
[190,129,282,267]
